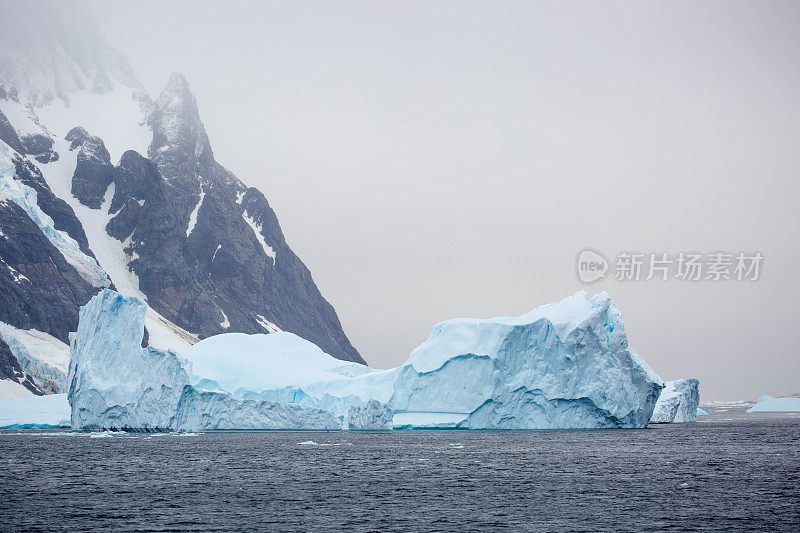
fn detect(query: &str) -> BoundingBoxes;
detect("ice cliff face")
[650,379,700,423]
[391,292,663,429]
[348,400,393,430]
[67,290,190,431]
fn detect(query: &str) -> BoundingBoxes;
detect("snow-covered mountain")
[0,2,363,397]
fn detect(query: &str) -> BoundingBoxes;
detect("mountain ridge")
[0,3,364,396]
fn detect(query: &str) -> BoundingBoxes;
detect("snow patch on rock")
[243,211,276,261]
[186,184,204,237]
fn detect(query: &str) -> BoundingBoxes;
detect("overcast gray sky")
[91,0,799,400]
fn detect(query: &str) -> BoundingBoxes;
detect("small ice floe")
[448,443,464,449]
[89,431,116,438]
[296,440,350,446]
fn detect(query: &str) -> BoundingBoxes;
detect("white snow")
[746,395,800,412]
[0,140,109,287]
[236,190,245,204]
[186,185,204,237]
[219,309,230,329]
[36,86,151,164]
[184,332,368,393]
[36,137,197,353]
[0,321,70,390]
[212,244,221,262]
[0,99,49,137]
[0,393,70,427]
[0,380,35,400]
[255,314,282,333]
[243,211,276,261]
[0,257,29,283]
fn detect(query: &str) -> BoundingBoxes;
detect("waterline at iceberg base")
[67,289,665,431]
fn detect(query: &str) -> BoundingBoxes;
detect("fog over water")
[90,1,800,400]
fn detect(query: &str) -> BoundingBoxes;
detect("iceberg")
[184,291,662,429]
[650,379,700,423]
[746,395,800,413]
[696,407,709,417]
[67,290,345,431]
[0,393,70,429]
[67,289,663,431]
[389,291,663,429]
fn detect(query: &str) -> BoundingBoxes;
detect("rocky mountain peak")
[149,73,214,177]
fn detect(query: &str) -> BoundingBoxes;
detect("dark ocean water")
[1,416,799,532]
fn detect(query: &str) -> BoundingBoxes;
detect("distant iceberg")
[650,379,700,423]
[746,395,800,413]
[64,289,663,431]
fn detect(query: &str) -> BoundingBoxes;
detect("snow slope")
[0,379,35,400]
[0,393,70,428]
[0,321,69,392]
[36,86,150,164]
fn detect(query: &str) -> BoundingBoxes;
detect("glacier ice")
[746,395,800,413]
[696,407,709,417]
[650,379,700,423]
[0,140,109,288]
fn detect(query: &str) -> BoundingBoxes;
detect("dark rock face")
[0,199,97,343]
[21,133,58,163]
[0,109,25,153]
[126,73,364,363]
[66,126,114,209]
[0,337,43,395]
[0,107,58,164]
[11,153,95,257]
